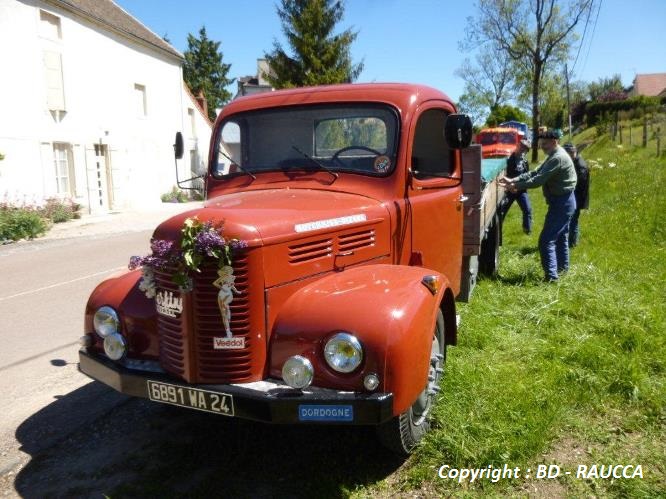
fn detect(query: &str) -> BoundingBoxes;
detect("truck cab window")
[217,121,242,175]
[412,109,453,178]
[212,105,398,178]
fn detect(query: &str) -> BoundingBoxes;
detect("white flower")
[608,162,616,168]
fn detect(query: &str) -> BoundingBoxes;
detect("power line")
[569,0,594,77]
[579,0,602,78]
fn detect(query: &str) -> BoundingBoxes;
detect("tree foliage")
[485,104,529,127]
[264,0,363,88]
[464,0,593,160]
[183,26,234,121]
[587,74,625,101]
[455,43,519,124]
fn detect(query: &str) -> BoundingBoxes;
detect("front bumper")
[79,350,394,425]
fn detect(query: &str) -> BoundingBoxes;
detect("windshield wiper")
[290,146,339,181]
[218,149,256,180]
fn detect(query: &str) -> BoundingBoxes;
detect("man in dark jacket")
[563,143,589,247]
[501,138,533,234]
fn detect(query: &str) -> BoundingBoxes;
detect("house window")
[411,108,453,178]
[188,108,196,137]
[134,84,147,117]
[43,50,65,111]
[39,10,62,40]
[53,143,75,195]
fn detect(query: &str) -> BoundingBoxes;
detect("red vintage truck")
[476,126,521,159]
[79,83,505,455]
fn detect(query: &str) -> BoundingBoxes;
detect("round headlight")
[93,306,119,338]
[104,332,127,361]
[324,333,363,373]
[282,355,314,389]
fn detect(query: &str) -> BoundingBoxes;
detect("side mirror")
[173,132,184,160]
[444,114,473,149]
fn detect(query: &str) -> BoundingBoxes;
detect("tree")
[485,104,529,127]
[455,43,519,124]
[464,0,594,161]
[183,27,234,121]
[264,0,363,89]
[587,74,624,101]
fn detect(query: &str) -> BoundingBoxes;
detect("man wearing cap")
[501,138,533,234]
[499,130,577,282]
[563,143,590,247]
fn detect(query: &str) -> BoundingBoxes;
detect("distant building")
[0,0,211,213]
[627,73,666,98]
[234,59,274,99]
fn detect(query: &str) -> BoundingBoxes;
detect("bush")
[0,208,48,242]
[161,186,189,203]
[40,197,80,223]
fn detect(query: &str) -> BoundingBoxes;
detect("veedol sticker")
[214,337,245,349]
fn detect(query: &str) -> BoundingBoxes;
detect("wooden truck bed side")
[461,145,506,256]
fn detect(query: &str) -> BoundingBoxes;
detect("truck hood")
[153,189,392,287]
[153,188,390,246]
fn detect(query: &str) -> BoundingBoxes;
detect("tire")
[376,310,446,456]
[479,214,500,277]
[457,255,478,302]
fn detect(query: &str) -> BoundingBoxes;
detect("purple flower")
[194,229,225,256]
[128,255,144,270]
[150,239,174,258]
[229,239,248,250]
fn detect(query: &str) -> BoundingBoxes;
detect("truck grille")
[153,251,263,383]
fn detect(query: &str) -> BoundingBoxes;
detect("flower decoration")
[129,217,247,298]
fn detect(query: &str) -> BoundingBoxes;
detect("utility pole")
[565,63,572,141]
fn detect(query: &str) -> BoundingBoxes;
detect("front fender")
[269,264,449,416]
[84,269,158,358]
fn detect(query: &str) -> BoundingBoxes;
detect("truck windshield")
[212,105,398,178]
[478,132,517,145]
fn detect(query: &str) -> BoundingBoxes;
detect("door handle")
[458,195,469,203]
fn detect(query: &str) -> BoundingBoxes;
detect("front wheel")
[376,310,445,456]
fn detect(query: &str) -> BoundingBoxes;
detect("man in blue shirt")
[499,130,577,282]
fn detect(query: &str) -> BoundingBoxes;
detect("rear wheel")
[376,311,445,456]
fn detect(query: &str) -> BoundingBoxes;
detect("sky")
[114,0,666,103]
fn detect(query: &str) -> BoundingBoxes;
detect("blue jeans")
[569,209,581,247]
[503,191,532,233]
[539,192,576,281]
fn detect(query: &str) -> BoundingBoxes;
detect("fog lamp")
[282,355,314,389]
[93,306,119,338]
[104,332,127,361]
[324,333,363,373]
[364,373,380,391]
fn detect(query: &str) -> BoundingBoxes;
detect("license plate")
[298,404,353,422]
[147,381,234,417]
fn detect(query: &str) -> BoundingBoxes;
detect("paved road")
[0,203,199,485]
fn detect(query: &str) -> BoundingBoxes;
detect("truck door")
[407,105,463,293]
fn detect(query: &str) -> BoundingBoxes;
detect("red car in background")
[476,127,520,158]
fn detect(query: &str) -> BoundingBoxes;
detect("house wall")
[0,0,190,212]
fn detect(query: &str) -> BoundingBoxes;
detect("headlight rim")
[323,332,364,374]
[93,306,120,338]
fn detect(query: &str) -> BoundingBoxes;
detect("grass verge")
[357,133,665,497]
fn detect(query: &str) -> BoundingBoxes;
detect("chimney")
[196,91,208,118]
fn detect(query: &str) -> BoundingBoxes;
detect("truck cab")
[477,126,521,159]
[79,84,481,455]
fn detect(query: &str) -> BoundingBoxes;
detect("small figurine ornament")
[212,265,240,337]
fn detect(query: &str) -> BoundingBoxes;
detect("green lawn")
[357,131,666,497]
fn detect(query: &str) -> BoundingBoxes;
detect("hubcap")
[411,334,442,426]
